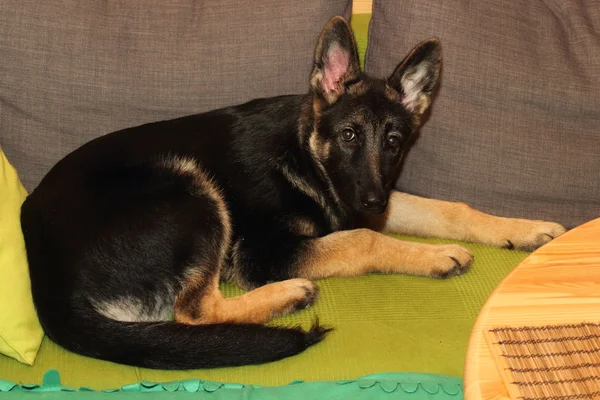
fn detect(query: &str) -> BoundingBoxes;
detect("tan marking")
[290,217,319,237]
[222,239,242,282]
[280,163,341,231]
[385,84,403,102]
[175,272,317,325]
[415,95,431,116]
[282,127,343,230]
[162,156,198,175]
[310,70,333,102]
[308,131,335,185]
[363,190,566,251]
[296,228,472,279]
[346,80,368,96]
[311,95,325,121]
[321,141,331,161]
[296,98,314,147]
[307,132,343,229]
[173,268,208,323]
[308,133,321,160]
[280,164,326,209]
[221,239,253,290]
[411,113,422,129]
[161,155,232,261]
[386,84,423,127]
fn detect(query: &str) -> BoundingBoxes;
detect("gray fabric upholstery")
[365,0,600,228]
[0,0,351,191]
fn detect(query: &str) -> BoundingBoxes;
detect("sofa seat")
[0,235,527,390]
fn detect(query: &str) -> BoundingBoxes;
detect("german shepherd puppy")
[21,17,566,370]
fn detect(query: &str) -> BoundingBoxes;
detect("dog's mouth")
[360,203,387,214]
[357,197,388,214]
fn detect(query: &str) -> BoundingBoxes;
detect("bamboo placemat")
[485,323,600,400]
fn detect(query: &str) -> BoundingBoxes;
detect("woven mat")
[485,323,600,400]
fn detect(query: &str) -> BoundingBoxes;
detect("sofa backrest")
[0,0,351,191]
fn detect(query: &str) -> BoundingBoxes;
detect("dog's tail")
[39,306,329,369]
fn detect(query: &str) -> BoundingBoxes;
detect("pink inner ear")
[323,45,349,95]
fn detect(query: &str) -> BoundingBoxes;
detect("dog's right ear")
[310,16,361,104]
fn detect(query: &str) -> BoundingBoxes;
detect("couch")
[1,0,598,396]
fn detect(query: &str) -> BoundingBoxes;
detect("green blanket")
[0,234,527,389]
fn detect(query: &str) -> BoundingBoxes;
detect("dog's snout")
[361,191,387,213]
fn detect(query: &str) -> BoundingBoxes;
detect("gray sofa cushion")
[0,0,351,191]
[365,0,600,228]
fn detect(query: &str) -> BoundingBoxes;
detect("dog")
[20,16,566,370]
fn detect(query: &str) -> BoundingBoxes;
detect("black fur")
[21,17,441,369]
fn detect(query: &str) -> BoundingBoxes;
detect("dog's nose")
[361,192,387,213]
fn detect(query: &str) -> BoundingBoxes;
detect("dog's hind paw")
[272,278,319,317]
[292,280,320,311]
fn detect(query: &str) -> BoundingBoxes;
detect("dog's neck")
[276,95,350,232]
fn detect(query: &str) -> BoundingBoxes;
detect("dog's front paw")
[500,220,567,252]
[426,244,473,279]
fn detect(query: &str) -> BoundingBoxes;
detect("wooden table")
[464,217,600,399]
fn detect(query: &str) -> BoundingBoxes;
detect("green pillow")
[0,148,43,365]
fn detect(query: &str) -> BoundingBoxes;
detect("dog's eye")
[387,134,402,148]
[341,128,356,142]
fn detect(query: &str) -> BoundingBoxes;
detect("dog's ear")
[310,16,361,104]
[387,39,441,117]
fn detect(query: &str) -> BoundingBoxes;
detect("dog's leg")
[293,229,472,280]
[365,191,566,251]
[174,270,318,325]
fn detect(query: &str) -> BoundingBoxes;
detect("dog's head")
[306,16,441,214]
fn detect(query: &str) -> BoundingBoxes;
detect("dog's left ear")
[310,16,361,104]
[388,39,442,117]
